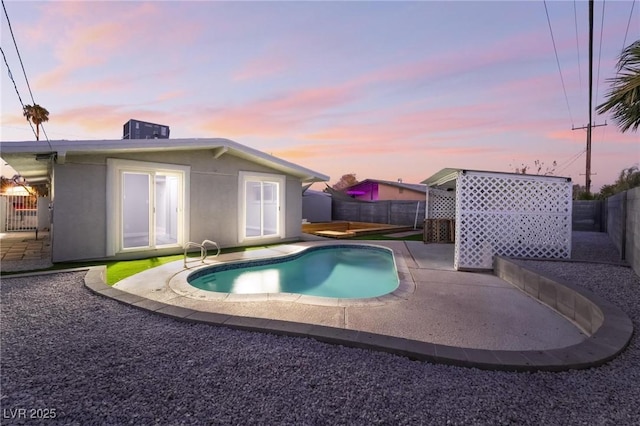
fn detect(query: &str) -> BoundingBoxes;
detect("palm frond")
[596,40,640,133]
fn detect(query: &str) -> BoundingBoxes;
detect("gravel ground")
[1,233,639,425]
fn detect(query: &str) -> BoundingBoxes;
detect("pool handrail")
[202,240,221,258]
[183,240,220,268]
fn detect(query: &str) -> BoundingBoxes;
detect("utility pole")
[587,0,594,195]
[571,0,606,195]
[572,119,607,190]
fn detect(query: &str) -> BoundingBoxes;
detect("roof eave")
[421,168,460,188]
[0,138,329,184]
[422,167,572,190]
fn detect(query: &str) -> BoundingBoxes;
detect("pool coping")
[83,254,634,372]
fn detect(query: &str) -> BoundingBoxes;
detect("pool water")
[188,245,399,299]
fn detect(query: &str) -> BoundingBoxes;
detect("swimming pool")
[187,245,399,299]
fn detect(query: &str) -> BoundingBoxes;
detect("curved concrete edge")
[83,261,634,372]
[493,256,634,369]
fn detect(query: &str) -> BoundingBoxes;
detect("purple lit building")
[343,179,426,201]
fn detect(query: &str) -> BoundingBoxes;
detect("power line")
[0,45,38,140]
[544,0,575,127]
[573,0,583,96]
[557,148,587,175]
[622,0,636,50]
[1,0,35,102]
[1,0,51,148]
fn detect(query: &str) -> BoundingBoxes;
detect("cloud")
[301,101,511,150]
[270,143,340,160]
[348,25,554,95]
[155,90,188,103]
[547,125,640,148]
[53,105,131,133]
[29,2,203,93]
[199,85,357,137]
[272,118,503,164]
[1,111,28,126]
[233,52,293,81]
[52,105,179,136]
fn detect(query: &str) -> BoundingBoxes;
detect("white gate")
[3,195,38,231]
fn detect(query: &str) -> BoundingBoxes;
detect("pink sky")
[1,1,638,191]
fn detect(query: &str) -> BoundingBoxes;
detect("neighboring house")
[343,179,426,201]
[0,138,328,262]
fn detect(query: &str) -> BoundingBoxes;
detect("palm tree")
[23,104,49,141]
[596,40,640,133]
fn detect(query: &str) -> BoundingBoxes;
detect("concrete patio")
[97,237,631,371]
[0,231,52,272]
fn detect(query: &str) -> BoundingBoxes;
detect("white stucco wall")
[51,149,305,262]
[37,197,50,230]
[285,176,303,238]
[52,162,108,262]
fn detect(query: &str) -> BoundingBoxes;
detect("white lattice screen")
[426,188,456,219]
[454,171,572,270]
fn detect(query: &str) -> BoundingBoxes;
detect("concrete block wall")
[332,199,425,227]
[607,192,625,257]
[603,187,640,277]
[390,201,425,226]
[494,256,604,335]
[572,200,603,231]
[625,187,640,277]
[359,202,388,223]
[493,256,634,370]
[335,199,606,231]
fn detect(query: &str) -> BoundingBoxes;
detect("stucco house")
[0,138,328,262]
[343,179,426,201]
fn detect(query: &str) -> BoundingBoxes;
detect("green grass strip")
[1,245,273,285]
[1,233,424,284]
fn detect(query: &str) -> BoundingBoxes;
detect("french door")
[108,159,188,254]
[122,171,182,249]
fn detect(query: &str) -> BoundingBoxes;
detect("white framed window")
[107,159,190,255]
[239,171,285,242]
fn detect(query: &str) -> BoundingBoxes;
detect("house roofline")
[343,178,427,194]
[421,168,572,189]
[0,138,329,184]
